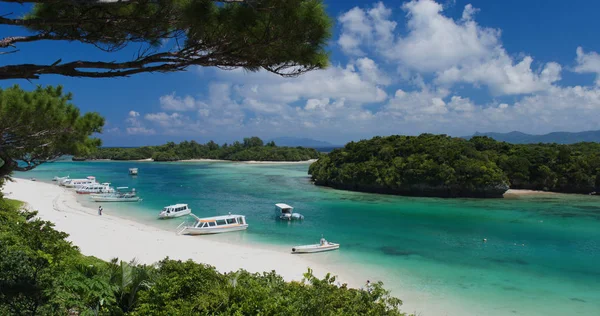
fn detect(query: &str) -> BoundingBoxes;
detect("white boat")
[53,175,69,182]
[76,183,114,194]
[275,203,304,220]
[90,187,140,202]
[291,237,339,254]
[177,213,248,235]
[159,204,191,219]
[62,176,97,188]
[129,168,138,175]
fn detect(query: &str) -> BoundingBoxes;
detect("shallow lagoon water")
[21,161,600,316]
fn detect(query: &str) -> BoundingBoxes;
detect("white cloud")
[159,93,197,111]
[229,63,388,105]
[126,127,156,135]
[574,47,600,86]
[125,109,155,135]
[337,0,561,96]
[461,3,479,21]
[337,7,373,55]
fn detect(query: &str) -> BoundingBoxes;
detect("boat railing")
[175,221,190,235]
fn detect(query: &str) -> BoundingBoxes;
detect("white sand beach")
[504,189,560,196]
[2,178,358,286]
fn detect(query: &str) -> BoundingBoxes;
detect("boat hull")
[90,196,140,202]
[158,210,191,219]
[181,224,248,235]
[291,243,340,254]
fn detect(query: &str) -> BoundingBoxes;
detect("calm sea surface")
[20,161,600,316]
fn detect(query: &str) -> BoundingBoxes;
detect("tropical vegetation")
[0,85,104,180]
[0,0,332,80]
[77,137,321,162]
[0,199,409,315]
[309,134,600,197]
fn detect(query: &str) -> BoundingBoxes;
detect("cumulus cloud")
[337,0,561,95]
[159,93,197,111]
[573,47,600,86]
[125,110,155,135]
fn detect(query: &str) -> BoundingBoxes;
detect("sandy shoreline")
[177,159,318,164]
[503,189,560,196]
[82,158,317,164]
[2,178,357,287]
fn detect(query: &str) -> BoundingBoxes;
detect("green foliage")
[0,85,104,179]
[310,134,600,197]
[2,0,333,79]
[81,137,321,162]
[0,200,409,315]
[133,261,406,316]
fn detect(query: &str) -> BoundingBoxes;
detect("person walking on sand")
[98,206,103,216]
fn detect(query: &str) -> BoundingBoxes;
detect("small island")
[74,137,321,162]
[308,134,600,198]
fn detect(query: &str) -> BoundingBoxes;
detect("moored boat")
[177,213,248,235]
[76,182,114,194]
[53,175,69,182]
[63,176,97,188]
[291,237,339,254]
[90,187,140,202]
[275,203,304,220]
[159,204,191,219]
[129,168,138,175]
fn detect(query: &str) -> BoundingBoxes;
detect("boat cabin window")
[236,217,244,224]
[208,221,216,227]
[216,219,227,226]
[226,218,236,224]
[282,208,292,214]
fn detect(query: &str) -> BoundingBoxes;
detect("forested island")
[309,134,600,198]
[74,137,321,162]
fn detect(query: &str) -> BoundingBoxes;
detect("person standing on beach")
[98,206,103,216]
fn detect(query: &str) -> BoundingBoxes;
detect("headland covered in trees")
[75,137,321,162]
[309,134,600,198]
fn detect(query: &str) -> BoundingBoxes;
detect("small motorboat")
[275,203,304,220]
[291,237,339,254]
[158,204,191,219]
[176,213,248,235]
[53,175,69,182]
[129,168,138,175]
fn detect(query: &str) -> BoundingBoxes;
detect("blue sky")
[3,0,600,146]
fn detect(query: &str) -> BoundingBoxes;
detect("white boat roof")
[275,203,293,209]
[190,213,245,221]
[165,204,188,208]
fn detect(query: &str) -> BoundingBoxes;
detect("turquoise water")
[20,161,600,316]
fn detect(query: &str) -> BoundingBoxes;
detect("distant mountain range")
[268,137,336,148]
[467,130,600,144]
